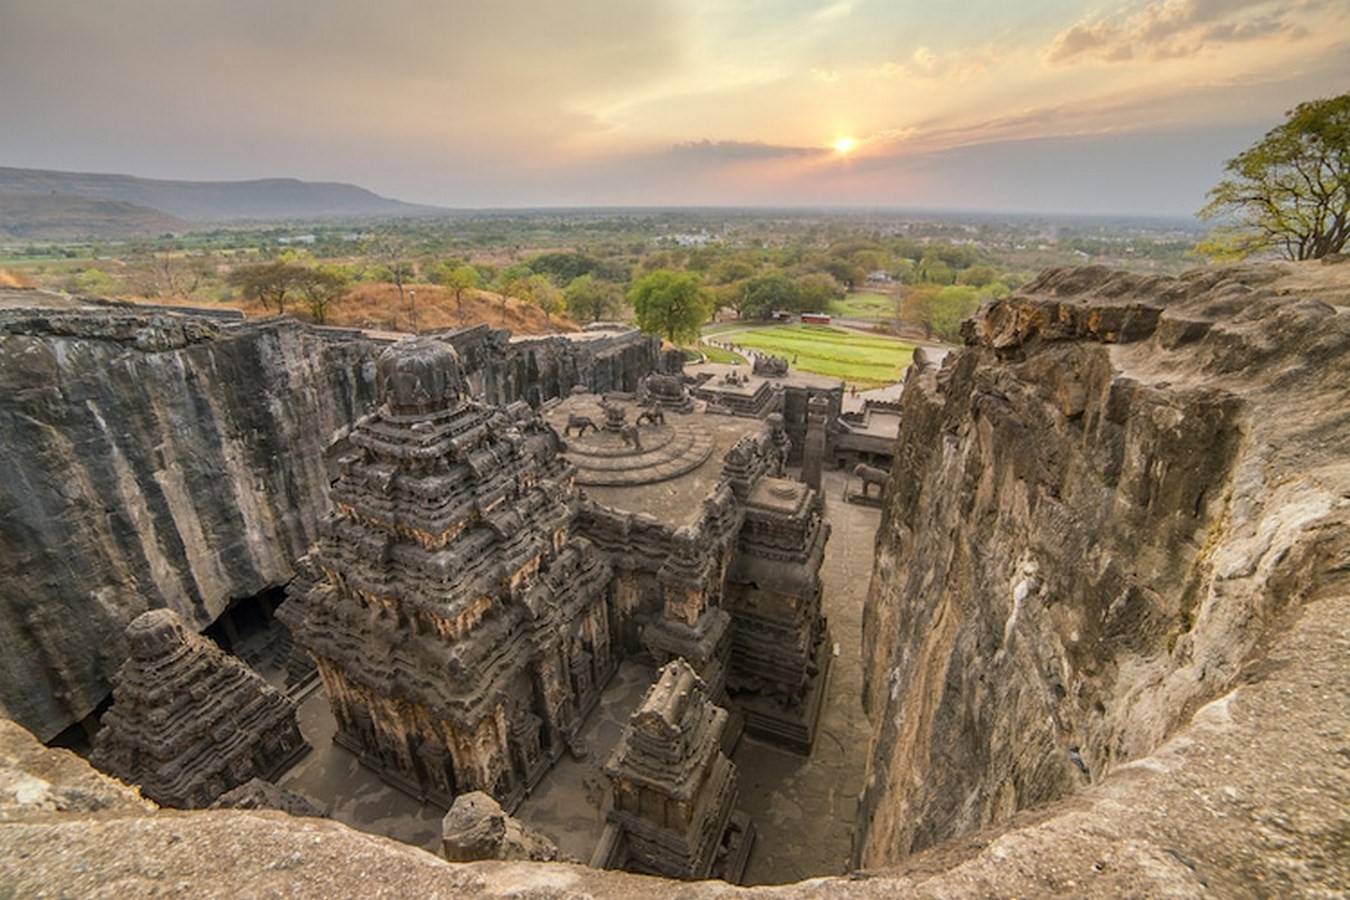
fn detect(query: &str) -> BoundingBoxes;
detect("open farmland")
[709,324,916,387]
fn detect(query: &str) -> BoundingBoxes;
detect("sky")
[1,0,1347,216]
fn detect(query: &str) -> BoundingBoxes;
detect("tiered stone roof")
[91,608,307,809]
[282,337,615,808]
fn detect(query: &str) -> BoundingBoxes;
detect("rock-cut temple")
[282,335,834,876]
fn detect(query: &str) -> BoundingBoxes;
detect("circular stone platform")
[553,412,715,487]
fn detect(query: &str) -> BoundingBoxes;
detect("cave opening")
[204,585,299,690]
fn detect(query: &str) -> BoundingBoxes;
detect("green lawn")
[696,343,747,365]
[717,324,913,387]
[827,292,896,321]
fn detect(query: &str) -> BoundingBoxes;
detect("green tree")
[796,272,845,312]
[493,264,534,318]
[519,273,563,331]
[916,252,955,285]
[438,264,481,324]
[227,260,306,314]
[628,269,711,343]
[957,264,999,288]
[296,265,350,325]
[928,285,983,342]
[1199,93,1350,260]
[738,272,803,319]
[564,274,623,323]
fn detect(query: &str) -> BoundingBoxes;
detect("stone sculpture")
[564,413,599,437]
[852,463,889,498]
[91,608,308,809]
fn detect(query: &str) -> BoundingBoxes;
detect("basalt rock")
[858,261,1350,873]
[441,790,561,863]
[90,608,307,809]
[0,311,377,742]
[0,309,666,746]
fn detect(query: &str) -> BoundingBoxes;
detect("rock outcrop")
[858,262,1349,884]
[441,791,562,863]
[0,310,377,741]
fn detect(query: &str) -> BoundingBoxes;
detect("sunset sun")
[833,136,856,155]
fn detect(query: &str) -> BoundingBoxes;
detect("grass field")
[697,343,747,365]
[715,324,914,387]
[827,292,896,321]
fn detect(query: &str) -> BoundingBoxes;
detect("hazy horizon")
[2,1,1347,218]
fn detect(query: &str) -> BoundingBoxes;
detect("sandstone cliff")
[0,310,378,741]
[858,262,1349,875]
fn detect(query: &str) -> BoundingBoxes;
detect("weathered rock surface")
[442,791,562,863]
[858,261,1349,886]
[0,308,666,744]
[0,578,1344,896]
[0,310,377,741]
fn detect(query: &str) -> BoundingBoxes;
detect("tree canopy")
[628,269,712,344]
[1199,93,1350,260]
[564,274,624,323]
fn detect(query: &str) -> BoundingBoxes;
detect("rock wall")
[445,325,667,408]
[0,311,668,744]
[857,262,1349,866]
[0,310,377,741]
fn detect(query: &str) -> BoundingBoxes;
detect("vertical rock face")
[90,608,307,808]
[0,311,377,741]
[857,263,1349,866]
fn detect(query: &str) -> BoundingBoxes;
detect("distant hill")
[0,192,189,240]
[0,166,438,225]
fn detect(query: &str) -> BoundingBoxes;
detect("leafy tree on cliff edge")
[1199,94,1350,260]
[628,269,712,344]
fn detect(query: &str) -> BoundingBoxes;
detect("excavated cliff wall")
[858,262,1349,867]
[0,307,669,743]
[0,310,378,741]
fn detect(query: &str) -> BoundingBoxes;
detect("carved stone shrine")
[280,336,615,810]
[597,659,753,882]
[90,608,308,809]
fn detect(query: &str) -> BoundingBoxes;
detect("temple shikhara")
[280,337,615,808]
[91,608,308,809]
[274,333,838,881]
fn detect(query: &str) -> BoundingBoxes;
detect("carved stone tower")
[282,336,614,809]
[600,659,753,881]
[91,608,307,809]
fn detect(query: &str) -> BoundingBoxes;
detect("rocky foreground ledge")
[0,262,1345,897]
[1,581,1344,897]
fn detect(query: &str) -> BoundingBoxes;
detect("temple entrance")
[204,585,299,691]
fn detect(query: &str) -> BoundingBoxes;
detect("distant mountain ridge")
[0,192,189,240]
[0,166,438,226]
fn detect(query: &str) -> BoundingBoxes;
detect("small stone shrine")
[281,337,615,810]
[90,608,307,809]
[596,659,753,882]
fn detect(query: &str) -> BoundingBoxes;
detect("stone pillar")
[801,394,829,492]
